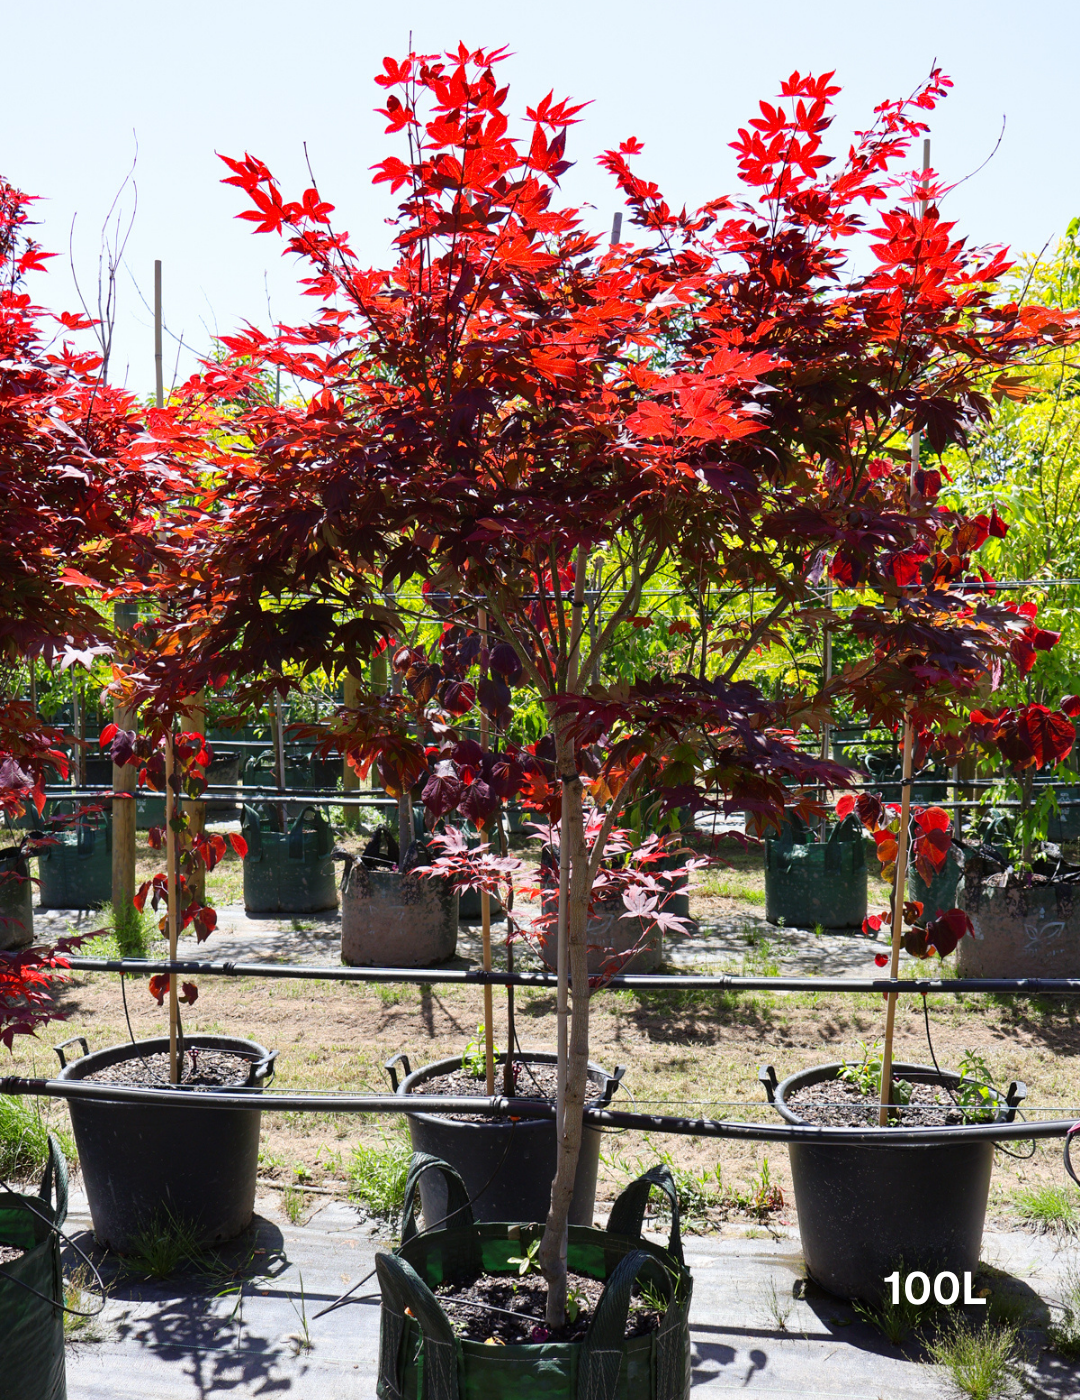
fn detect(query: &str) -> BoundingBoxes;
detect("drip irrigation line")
[60,956,1080,997]
[0,1076,1073,1146]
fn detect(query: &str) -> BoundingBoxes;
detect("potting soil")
[81,1047,255,1089]
[411,1062,602,1122]
[434,1269,662,1344]
[787,1078,974,1127]
[0,1243,25,1264]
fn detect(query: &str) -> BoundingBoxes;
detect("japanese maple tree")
[122,50,1074,1320]
[0,174,205,1046]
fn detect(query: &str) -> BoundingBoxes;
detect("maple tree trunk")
[539,729,591,1327]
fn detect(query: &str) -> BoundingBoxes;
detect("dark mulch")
[411,1062,602,1123]
[786,1077,982,1127]
[81,1048,255,1090]
[434,1270,662,1344]
[0,1243,26,1265]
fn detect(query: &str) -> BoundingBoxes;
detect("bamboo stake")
[556,547,590,1145]
[342,672,361,829]
[478,605,495,1097]
[879,708,914,1125]
[165,732,180,1085]
[880,134,932,1123]
[188,692,207,904]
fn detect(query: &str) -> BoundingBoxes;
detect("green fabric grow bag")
[765,813,867,929]
[910,845,963,919]
[0,1135,68,1400]
[0,845,34,950]
[241,804,338,913]
[377,1154,693,1400]
[37,813,111,910]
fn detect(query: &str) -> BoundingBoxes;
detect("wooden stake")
[478,605,495,1097]
[342,672,361,829]
[165,732,180,1085]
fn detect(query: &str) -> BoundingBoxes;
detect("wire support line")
[0,1076,1073,1146]
[60,956,1080,996]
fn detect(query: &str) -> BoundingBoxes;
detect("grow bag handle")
[241,804,263,862]
[606,1163,684,1267]
[40,1131,68,1228]
[287,806,333,861]
[0,1135,107,1320]
[400,1152,475,1246]
[375,1251,460,1400]
[825,813,865,873]
[1065,1123,1080,1190]
[580,1248,684,1400]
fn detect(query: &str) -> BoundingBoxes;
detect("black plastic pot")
[390,1050,623,1227]
[771,1061,1014,1302]
[54,1033,276,1252]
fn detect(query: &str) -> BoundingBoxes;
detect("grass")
[0,1096,73,1183]
[1014,1183,1077,1234]
[280,1186,306,1225]
[1048,1267,1080,1360]
[853,1289,932,1347]
[927,1318,1025,1400]
[122,1208,213,1279]
[346,1131,411,1220]
[80,900,160,959]
[63,1262,105,1342]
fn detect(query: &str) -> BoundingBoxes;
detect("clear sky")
[7,0,1077,394]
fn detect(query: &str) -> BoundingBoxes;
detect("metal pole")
[165,732,180,1084]
[478,604,495,1096]
[111,602,139,920]
[154,260,164,409]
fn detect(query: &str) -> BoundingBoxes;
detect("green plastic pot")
[0,1136,69,1400]
[241,804,338,913]
[377,1154,693,1400]
[764,813,867,929]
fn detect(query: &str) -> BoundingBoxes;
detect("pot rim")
[773,1059,1011,1128]
[54,1033,272,1083]
[397,1050,615,1130]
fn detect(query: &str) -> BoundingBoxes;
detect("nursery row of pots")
[5,1032,1027,1400]
[763,814,1080,977]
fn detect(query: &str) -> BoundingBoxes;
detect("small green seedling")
[839,1041,912,1105]
[507,1237,541,1277]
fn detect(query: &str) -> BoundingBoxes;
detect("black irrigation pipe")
[36,785,1080,809]
[0,1075,1073,1145]
[61,957,1080,997]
